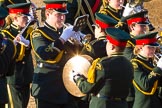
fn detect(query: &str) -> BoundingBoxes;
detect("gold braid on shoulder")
[131,58,159,95]
[87,58,100,83]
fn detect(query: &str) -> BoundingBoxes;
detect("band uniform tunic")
[75,53,133,108]
[0,33,16,104]
[30,22,77,104]
[131,55,162,108]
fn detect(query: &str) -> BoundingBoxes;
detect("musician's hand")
[14,34,30,47]
[69,70,81,83]
[122,3,134,17]
[157,57,162,70]
[29,2,38,20]
[60,25,75,42]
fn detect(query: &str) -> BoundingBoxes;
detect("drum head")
[63,55,92,97]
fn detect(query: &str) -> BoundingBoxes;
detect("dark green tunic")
[2,24,33,85]
[99,5,123,22]
[1,23,33,108]
[81,36,107,59]
[76,53,133,108]
[132,55,162,108]
[124,36,136,60]
[0,35,16,104]
[30,22,77,105]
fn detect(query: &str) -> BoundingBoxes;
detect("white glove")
[157,57,162,70]
[122,3,134,17]
[72,31,85,42]
[69,70,81,82]
[133,5,143,13]
[14,34,30,47]
[60,26,75,41]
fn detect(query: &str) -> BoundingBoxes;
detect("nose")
[60,14,65,20]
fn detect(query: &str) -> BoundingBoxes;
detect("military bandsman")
[73,28,133,108]
[1,3,34,108]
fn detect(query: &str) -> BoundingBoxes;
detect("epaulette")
[131,60,138,69]
[126,40,135,48]
[131,59,153,71]
[31,29,41,38]
[96,62,102,71]
[85,43,92,52]
[31,28,55,41]
[96,56,109,70]
[26,27,34,35]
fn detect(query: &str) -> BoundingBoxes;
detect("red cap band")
[9,8,29,14]
[95,20,112,29]
[136,38,157,45]
[127,17,146,26]
[46,3,67,10]
[106,35,127,47]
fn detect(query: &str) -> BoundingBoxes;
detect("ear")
[13,16,18,22]
[98,26,102,33]
[130,24,134,31]
[111,44,115,50]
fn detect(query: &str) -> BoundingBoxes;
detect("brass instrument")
[157,28,162,43]
[62,14,92,45]
[153,32,162,66]
[128,0,152,7]
[153,53,162,66]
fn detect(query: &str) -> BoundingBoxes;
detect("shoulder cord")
[1,30,25,62]
[131,58,158,95]
[30,29,64,64]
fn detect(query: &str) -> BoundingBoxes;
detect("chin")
[57,25,63,29]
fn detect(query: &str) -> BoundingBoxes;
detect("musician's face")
[46,10,66,29]
[130,23,147,36]
[16,14,28,28]
[106,40,114,56]
[139,45,156,58]
[108,0,124,9]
